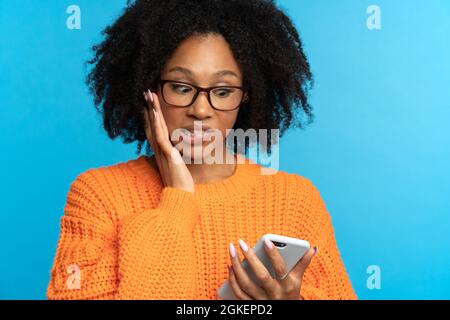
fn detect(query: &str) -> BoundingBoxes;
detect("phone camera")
[272,241,286,248]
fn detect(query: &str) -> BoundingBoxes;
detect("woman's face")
[155,33,245,160]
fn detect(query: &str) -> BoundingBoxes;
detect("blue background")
[1,0,449,299]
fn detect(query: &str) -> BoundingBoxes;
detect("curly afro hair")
[85,0,314,156]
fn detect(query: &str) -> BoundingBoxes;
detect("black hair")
[85,0,314,156]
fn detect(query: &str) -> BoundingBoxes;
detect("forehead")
[162,34,242,78]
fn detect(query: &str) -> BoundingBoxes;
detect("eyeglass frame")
[157,78,249,111]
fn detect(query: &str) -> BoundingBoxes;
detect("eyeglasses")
[157,78,248,111]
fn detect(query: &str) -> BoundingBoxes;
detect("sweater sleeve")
[47,171,200,300]
[297,179,358,300]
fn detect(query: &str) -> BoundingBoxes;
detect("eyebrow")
[167,66,239,79]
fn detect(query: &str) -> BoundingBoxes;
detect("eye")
[213,88,235,98]
[169,83,193,94]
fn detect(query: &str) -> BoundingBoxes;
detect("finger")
[144,92,157,146]
[149,90,169,138]
[143,90,152,112]
[237,239,277,293]
[144,92,167,186]
[228,265,252,300]
[143,96,159,157]
[263,238,288,280]
[289,246,318,281]
[229,242,267,299]
[151,110,171,186]
[154,109,185,169]
[144,90,157,128]
[153,109,176,159]
[146,90,179,167]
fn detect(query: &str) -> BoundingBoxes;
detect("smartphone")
[217,233,310,300]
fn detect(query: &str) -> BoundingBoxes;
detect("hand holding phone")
[217,234,313,300]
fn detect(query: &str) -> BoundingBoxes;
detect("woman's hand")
[227,239,318,300]
[143,90,195,194]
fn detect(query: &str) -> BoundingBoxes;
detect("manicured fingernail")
[264,238,274,250]
[314,246,318,255]
[238,239,248,252]
[143,91,147,100]
[229,243,236,258]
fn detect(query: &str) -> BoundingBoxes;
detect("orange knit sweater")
[47,155,357,300]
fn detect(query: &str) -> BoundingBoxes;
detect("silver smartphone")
[217,233,310,300]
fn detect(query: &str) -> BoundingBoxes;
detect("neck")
[186,151,237,184]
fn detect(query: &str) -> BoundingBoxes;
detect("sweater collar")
[128,153,262,201]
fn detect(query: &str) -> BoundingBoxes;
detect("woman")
[47,0,357,300]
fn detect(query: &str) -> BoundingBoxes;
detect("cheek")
[155,90,174,128]
[218,111,239,138]
[221,110,239,128]
[162,109,184,133]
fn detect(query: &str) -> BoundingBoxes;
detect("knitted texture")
[47,155,357,300]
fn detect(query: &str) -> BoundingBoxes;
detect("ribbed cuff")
[119,187,200,239]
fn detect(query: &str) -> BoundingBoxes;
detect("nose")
[186,91,214,119]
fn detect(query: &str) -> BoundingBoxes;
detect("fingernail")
[264,238,274,250]
[143,91,148,101]
[229,243,236,258]
[238,239,248,252]
[314,246,318,255]
[148,89,154,103]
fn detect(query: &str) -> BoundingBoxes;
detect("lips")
[179,124,216,143]
[183,124,213,133]
[181,131,212,144]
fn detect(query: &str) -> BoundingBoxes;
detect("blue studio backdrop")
[1,0,449,299]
